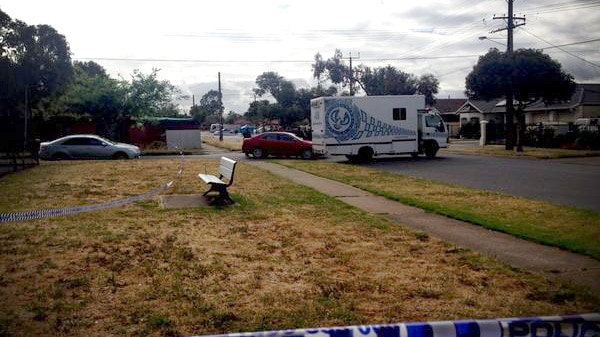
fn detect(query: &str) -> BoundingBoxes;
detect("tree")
[358,65,417,96]
[312,50,439,101]
[73,60,108,77]
[466,48,575,151]
[53,61,128,137]
[1,9,73,149]
[199,89,223,115]
[417,74,440,106]
[312,49,352,93]
[312,52,326,87]
[250,72,339,127]
[191,90,222,126]
[126,68,183,117]
[225,111,242,124]
[254,71,298,107]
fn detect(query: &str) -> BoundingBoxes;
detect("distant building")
[455,83,600,139]
[524,83,600,124]
[430,99,467,137]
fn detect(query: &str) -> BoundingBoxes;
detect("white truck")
[310,95,448,162]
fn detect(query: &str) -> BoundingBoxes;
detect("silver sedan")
[39,134,141,160]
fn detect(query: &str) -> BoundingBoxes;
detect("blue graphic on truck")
[324,99,415,143]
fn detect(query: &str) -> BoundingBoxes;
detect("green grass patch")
[276,160,600,259]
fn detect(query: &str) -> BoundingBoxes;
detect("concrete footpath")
[248,161,600,294]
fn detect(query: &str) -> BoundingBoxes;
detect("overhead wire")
[519,27,600,68]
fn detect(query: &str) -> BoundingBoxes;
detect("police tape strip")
[190,313,599,337]
[0,147,186,223]
[0,180,175,223]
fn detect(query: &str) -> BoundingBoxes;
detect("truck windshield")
[425,115,445,132]
[425,115,446,132]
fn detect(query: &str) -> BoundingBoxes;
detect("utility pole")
[343,52,360,96]
[218,72,223,141]
[491,0,525,150]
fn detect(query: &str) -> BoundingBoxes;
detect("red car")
[242,132,314,159]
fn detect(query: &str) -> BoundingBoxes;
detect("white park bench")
[198,157,237,205]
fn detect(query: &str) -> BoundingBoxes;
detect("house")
[524,83,600,124]
[430,99,467,137]
[455,83,600,139]
[456,98,505,139]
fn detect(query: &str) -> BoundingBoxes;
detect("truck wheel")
[425,141,439,158]
[346,155,359,163]
[358,147,374,163]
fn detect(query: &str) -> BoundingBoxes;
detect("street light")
[478,36,506,47]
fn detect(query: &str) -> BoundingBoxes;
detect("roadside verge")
[250,160,600,293]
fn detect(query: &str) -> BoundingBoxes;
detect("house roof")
[457,98,505,114]
[432,99,467,114]
[457,84,600,114]
[523,83,600,111]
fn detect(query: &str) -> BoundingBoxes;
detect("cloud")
[2,0,599,115]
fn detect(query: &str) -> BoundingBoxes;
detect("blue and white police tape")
[191,313,599,337]
[0,181,174,223]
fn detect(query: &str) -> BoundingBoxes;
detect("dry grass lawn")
[276,160,600,259]
[202,135,243,151]
[0,159,598,336]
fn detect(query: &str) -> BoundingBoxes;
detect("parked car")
[39,134,141,160]
[242,132,314,159]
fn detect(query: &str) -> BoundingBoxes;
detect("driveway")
[347,152,600,212]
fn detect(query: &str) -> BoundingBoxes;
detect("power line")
[539,38,600,50]
[518,0,600,14]
[74,54,484,64]
[520,28,600,68]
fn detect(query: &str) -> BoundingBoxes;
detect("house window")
[393,108,406,121]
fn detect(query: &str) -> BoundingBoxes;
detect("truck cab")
[418,111,448,158]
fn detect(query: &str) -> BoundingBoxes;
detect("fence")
[525,123,600,149]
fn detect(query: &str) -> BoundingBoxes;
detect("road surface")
[354,151,600,212]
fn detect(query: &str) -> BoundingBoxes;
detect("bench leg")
[204,183,234,205]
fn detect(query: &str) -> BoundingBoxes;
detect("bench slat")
[199,174,225,185]
[219,157,236,181]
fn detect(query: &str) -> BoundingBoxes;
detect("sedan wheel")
[301,149,313,160]
[252,148,266,158]
[51,152,69,161]
[113,152,129,160]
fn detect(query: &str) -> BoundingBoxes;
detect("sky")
[2,0,600,115]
